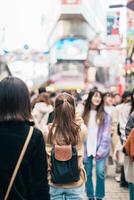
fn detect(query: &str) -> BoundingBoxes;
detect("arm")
[96,114,111,160]
[30,130,50,200]
[119,103,131,142]
[110,107,120,151]
[111,107,118,137]
[125,111,134,137]
[79,123,88,142]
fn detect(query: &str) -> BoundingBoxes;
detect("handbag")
[4,126,34,200]
[123,128,134,161]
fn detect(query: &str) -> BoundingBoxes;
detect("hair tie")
[55,99,67,107]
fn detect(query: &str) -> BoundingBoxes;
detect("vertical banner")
[106,11,121,47]
[127,0,134,60]
[107,11,120,35]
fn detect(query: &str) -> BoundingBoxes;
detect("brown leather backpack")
[51,145,80,184]
[124,128,134,161]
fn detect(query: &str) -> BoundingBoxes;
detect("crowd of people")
[0,76,134,200]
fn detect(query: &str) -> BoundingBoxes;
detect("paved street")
[104,165,129,200]
[85,165,129,200]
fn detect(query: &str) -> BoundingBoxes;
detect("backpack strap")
[4,126,34,200]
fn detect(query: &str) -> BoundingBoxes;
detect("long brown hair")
[48,92,80,145]
[82,89,104,126]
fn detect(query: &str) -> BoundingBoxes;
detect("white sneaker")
[115,175,121,182]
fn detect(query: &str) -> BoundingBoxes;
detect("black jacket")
[0,121,50,200]
[125,111,134,136]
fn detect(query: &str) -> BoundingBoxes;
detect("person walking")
[116,91,133,188]
[32,92,53,130]
[82,88,111,200]
[124,90,134,200]
[43,92,88,200]
[0,76,50,200]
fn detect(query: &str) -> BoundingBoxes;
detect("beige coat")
[110,106,120,154]
[111,103,131,155]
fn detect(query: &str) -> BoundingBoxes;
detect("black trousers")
[120,165,128,188]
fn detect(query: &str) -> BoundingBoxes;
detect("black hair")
[38,86,46,94]
[82,88,104,125]
[0,76,31,121]
[130,89,134,114]
[103,92,113,98]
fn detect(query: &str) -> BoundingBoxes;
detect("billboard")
[54,38,88,60]
[127,1,134,59]
[107,11,120,35]
[106,11,121,46]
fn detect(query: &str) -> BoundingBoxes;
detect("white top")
[86,110,99,157]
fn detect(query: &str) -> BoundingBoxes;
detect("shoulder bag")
[123,128,134,161]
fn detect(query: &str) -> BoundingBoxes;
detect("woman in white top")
[82,89,111,200]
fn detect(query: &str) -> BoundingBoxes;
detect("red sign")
[61,0,81,5]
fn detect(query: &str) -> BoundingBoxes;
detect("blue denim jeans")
[129,183,134,200]
[50,184,85,200]
[84,156,106,199]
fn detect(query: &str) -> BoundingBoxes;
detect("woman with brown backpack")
[43,92,88,200]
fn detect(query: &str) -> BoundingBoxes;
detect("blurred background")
[0,0,133,94]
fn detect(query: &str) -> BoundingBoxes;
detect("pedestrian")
[112,92,122,106]
[124,90,134,200]
[103,92,121,181]
[43,92,88,200]
[82,88,111,200]
[116,90,133,188]
[32,92,53,130]
[0,76,50,200]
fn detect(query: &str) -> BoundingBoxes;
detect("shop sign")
[106,11,121,47]
[61,0,81,5]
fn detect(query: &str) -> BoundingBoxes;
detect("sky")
[0,0,127,51]
[0,0,54,51]
[0,0,55,87]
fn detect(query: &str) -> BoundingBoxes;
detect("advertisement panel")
[54,38,88,60]
[106,11,121,47]
[127,3,134,59]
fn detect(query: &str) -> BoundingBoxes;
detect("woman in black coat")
[0,76,50,200]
